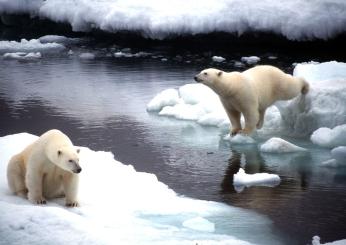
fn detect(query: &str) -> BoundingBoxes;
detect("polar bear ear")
[217,71,223,77]
[76,148,81,154]
[57,150,62,156]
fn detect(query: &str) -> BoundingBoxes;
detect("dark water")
[1,55,346,245]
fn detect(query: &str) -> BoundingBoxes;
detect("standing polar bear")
[194,65,309,135]
[7,129,81,207]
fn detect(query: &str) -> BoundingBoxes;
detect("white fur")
[195,65,309,135]
[7,129,81,207]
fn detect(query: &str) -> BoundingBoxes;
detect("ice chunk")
[241,56,261,65]
[79,52,95,60]
[3,52,41,60]
[212,56,225,62]
[159,103,206,121]
[233,168,280,193]
[260,137,306,153]
[312,236,346,245]
[179,83,218,105]
[224,134,256,144]
[38,35,82,45]
[331,146,346,164]
[146,88,180,112]
[277,61,346,136]
[182,216,215,232]
[311,125,346,148]
[0,39,65,54]
[320,159,338,168]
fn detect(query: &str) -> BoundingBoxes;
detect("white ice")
[312,236,346,245]
[233,168,280,193]
[38,35,82,45]
[331,146,346,164]
[212,56,226,63]
[0,39,65,54]
[224,134,256,145]
[260,137,306,153]
[311,125,346,148]
[3,52,42,60]
[0,132,266,245]
[241,56,261,65]
[1,0,346,41]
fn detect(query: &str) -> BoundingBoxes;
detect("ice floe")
[0,39,65,54]
[0,132,271,245]
[233,168,280,193]
[311,125,346,148]
[260,137,306,153]
[3,52,42,60]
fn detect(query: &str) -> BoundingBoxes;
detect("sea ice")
[0,39,65,54]
[260,137,306,153]
[224,134,256,144]
[212,56,226,62]
[38,35,82,45]
[0,132,264,245]
[311,125,346,148]
[233,168,280,193]
[146,88,180,112]
[241,56,261,65]
[3,52,42,60]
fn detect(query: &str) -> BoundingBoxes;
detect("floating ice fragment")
[260,137,306,153]
[311,125,346,148]
[241,56,261,65]
[233,168,280,193]
[0,39,65,54]
[224,134,256,144]
[79,52,95,59]
[146,88,180,112]
[3,52,41,60]
[212,56,225,62]
[182,216,215,232]
[331,146,346,164]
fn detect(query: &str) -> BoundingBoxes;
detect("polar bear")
[194,65,309,135]
[7,129,81,207]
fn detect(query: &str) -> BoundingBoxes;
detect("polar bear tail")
[301,78,309,94]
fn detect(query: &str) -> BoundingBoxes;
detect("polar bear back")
[243,65,305,109]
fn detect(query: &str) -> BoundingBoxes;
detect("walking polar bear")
[7,129,81,207]
[194,65,309,135]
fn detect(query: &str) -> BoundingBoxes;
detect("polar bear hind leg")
[7,154,28,198]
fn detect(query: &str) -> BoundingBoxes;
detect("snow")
[3,52,42,60]
[0,39,66,54]
[0,132,263,245]
[260,137,306,153]
[241,56,261,65]
[79,52,95,60]
[146,88,181,112]
[311,125,346,148]
[233,168,280,193]
[1,0,346,41]
[212,56,226,62]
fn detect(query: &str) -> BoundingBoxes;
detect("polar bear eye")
[203,72,208,76]
[68,159,73,163]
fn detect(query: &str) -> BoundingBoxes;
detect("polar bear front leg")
[63,174,79,207]
[26,168,46,204]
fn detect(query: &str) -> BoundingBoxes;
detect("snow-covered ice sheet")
[233,168,280,193]
[0,132,277,245]
[0,39,65,54]
[1,0,346,41]
[260,137,306,153]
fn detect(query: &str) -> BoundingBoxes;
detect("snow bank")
[3,52,42,60]
[0,133,268,245]
[260,137,306,153]
[311,125,346,148]
[233,168,280,193]
[0,39,65,54]
[1,0,346,41]
[278,61,346,136]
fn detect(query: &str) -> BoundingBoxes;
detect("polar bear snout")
[194,75,199,82]
[73,166,82,174]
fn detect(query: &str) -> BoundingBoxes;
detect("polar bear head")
[56,147,82,174]
[194,68,224,89]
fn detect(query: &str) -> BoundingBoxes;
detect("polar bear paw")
[33,197,47,205]
[66,201,79,207]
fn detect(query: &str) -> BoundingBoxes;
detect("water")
[1,55,346,244]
